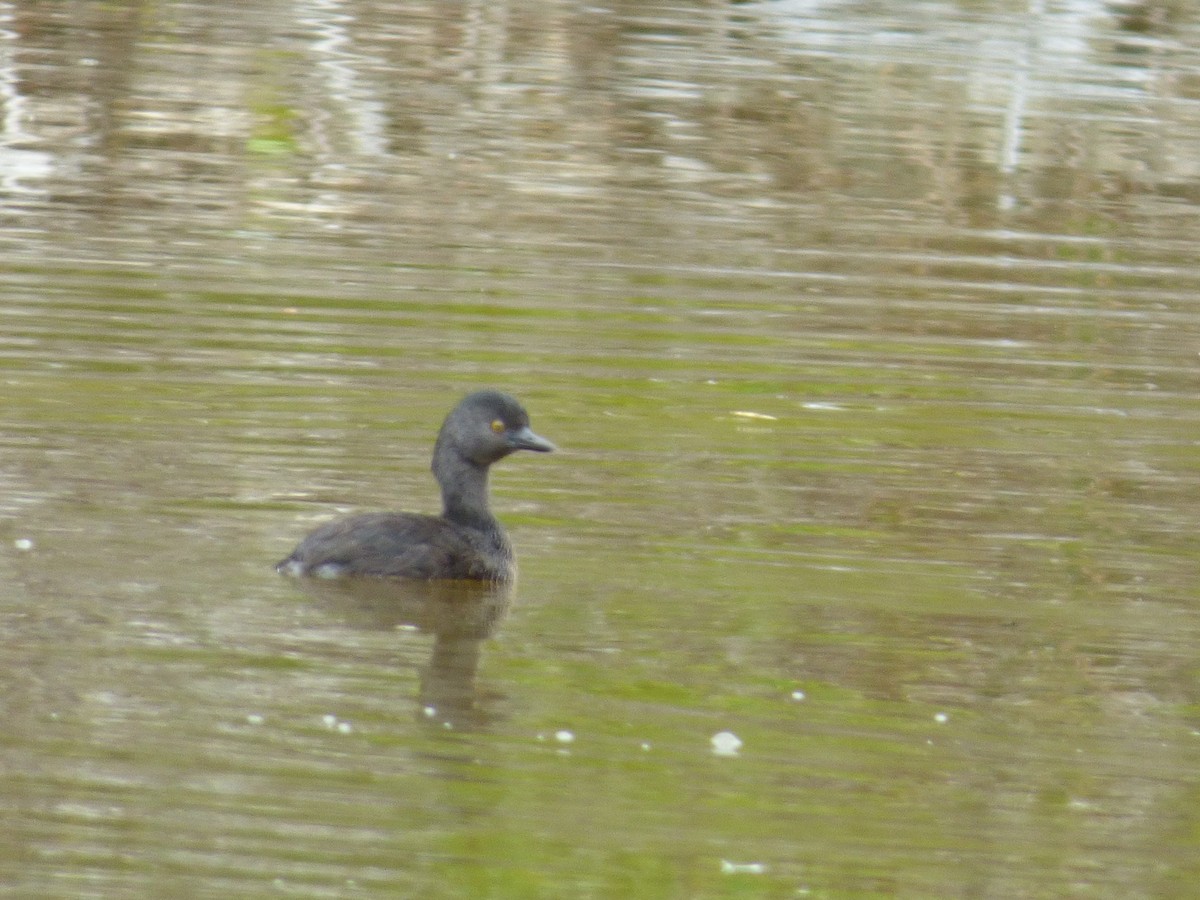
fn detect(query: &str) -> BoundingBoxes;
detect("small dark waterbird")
[276,390,555,581]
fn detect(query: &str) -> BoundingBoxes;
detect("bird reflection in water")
[287,577,513,731]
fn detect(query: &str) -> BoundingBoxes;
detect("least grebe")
[276,390,554,581]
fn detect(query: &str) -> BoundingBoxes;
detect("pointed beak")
[509,425,556,453]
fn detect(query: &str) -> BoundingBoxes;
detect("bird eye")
[490,419,505,434]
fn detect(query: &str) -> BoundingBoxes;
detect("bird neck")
[434,454,499,531]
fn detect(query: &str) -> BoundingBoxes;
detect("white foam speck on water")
[711,731,742,756]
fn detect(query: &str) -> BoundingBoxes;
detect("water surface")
[1,1,1198,897]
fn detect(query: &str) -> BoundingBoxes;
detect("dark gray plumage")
[276,391,554,581]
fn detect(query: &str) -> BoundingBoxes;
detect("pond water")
[1,1,1198,897]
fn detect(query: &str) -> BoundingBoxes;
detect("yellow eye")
[490,419,505,434]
